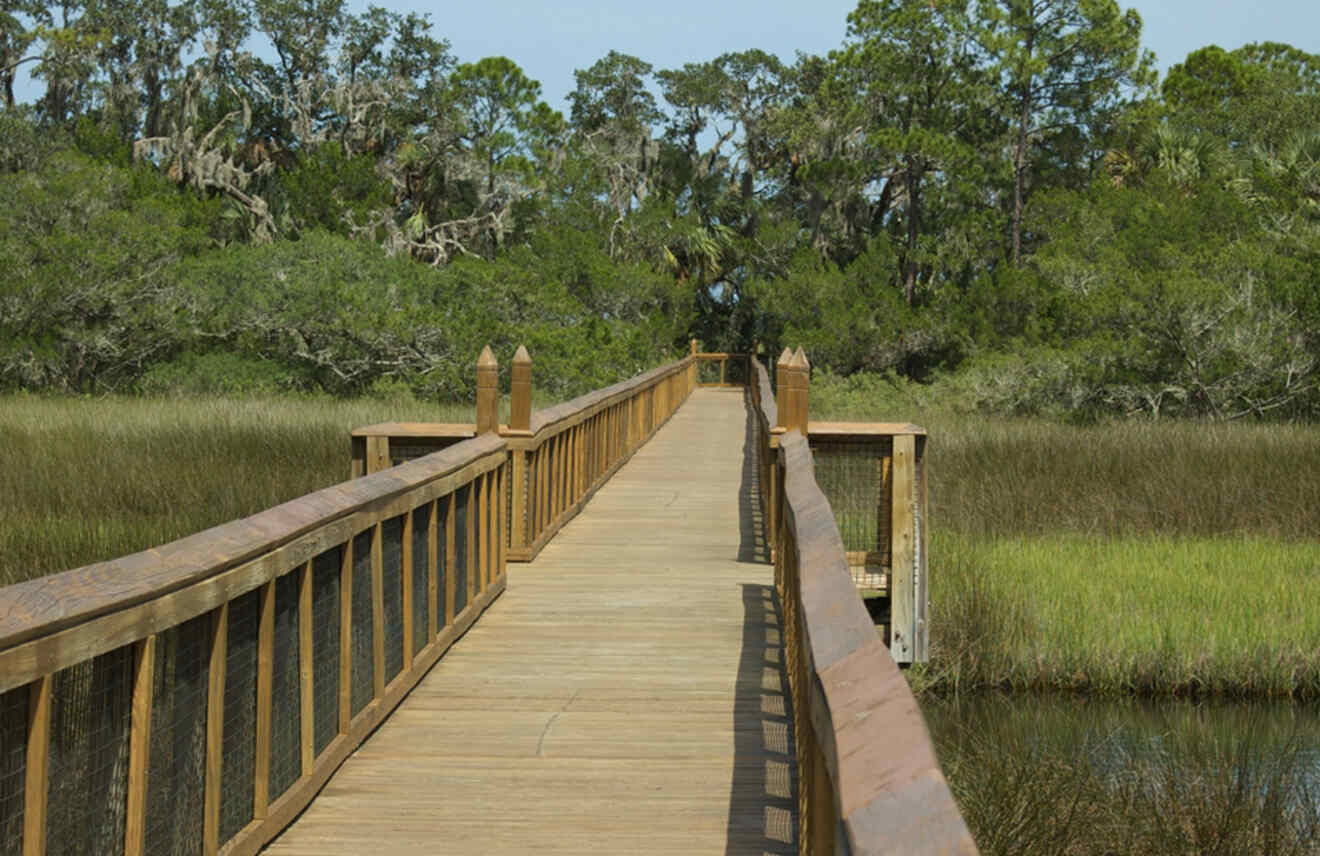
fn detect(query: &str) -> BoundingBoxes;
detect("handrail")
[692,351,750,388]
[750,359,976,855]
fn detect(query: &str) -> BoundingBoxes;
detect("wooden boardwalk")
[264,388,796,855]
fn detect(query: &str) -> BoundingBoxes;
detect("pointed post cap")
[512,344,531,365]
[477,345,497,368]
[777,347,793,366]
[792,347,809,370]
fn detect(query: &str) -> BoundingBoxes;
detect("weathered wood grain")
[264,389,795,855]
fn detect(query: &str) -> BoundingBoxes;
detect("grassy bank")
[812,369,1320,697]
[0,394,474,586]
[922,533,1320,698]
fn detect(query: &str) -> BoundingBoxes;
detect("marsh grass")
[920,533,1320,698]
[924,692,1320,856]
[814,374,1320,696]
[0,394,475,585]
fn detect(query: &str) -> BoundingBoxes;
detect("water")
[921,691,1320,855]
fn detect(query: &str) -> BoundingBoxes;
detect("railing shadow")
[726,583,797,855]
[738,389,770,564]
[727,390,797,854]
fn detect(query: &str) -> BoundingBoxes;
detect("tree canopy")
[2,0,1318,419]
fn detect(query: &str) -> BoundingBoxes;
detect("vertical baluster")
[298,560,314,775]
[402,510,414,671]
[427,499,439,639]
[254,580,275,819]
[337,540,352,734]
[478,472,489,591]
[370,524,385,699]
[203,603,228,856]
[125,635,156,856]
[444,492,457,626]
[466,480,477,606]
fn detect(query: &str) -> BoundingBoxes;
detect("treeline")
[2,0,1318,417]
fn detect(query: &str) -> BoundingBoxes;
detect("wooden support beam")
[444,493,456,626]
[23,675,51,856]
[466,483,477,605]
[401,511,414,669]
[203,603,228,856]
[370,524,385,699]
[254,579,275,819]
[510,450,526,555]
[427,500,439,640]
[365,436,389,476]
[481,474,489,589]
[125,634,156,856]
[890,434,916,664]
[337,540,352,734]
[298,561,314,773]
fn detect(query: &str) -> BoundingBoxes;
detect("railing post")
[510,345,531,433]
[504,345,532,558]
[476,345,499,435]
[774,347,792,432]
[890,434,918,663]
[793,347,810,433]
[786,349,809,435]
[690,338,698,356]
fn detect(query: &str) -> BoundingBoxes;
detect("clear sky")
[11,0,1320,111]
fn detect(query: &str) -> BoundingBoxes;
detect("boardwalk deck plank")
[263,389,795,855]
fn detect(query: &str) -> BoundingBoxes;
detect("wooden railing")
[750,355,976,855]
[691,346,751,389]
[0,349,696,856]
[504,354,696,560]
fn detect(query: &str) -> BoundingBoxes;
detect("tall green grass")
[923,533,1320,697]
[0,394,474,586]
[812,370,1320,696]
[924,691,1320,856]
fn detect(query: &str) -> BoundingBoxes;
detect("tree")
[1,0,45,109]
[448,56,550,195]
[976,0,1153,263]
[839,0,990,303]
[566,51,660,220]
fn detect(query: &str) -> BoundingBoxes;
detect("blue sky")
[12,0,1320,110]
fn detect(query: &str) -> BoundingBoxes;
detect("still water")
[921,692,1320,855]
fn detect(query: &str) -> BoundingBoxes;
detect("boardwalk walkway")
[264,388,796,855]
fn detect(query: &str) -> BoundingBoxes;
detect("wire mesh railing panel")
[145,615,210,856]
[270,571,302,801]
[411,504,431,657]
[697,359,722,385]
[0,685,25,855]
[809,438,892,565]
[310,546,341,758]
[46,643,134,856]
[350,530,374,718]
[381,516,405,684]
[436,500,449,629]
[724,356,749,386]
[220,588,259,844]
[453,486,469,614]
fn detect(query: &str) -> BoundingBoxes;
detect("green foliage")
[271,142,394,235]
[0,150,214,391]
